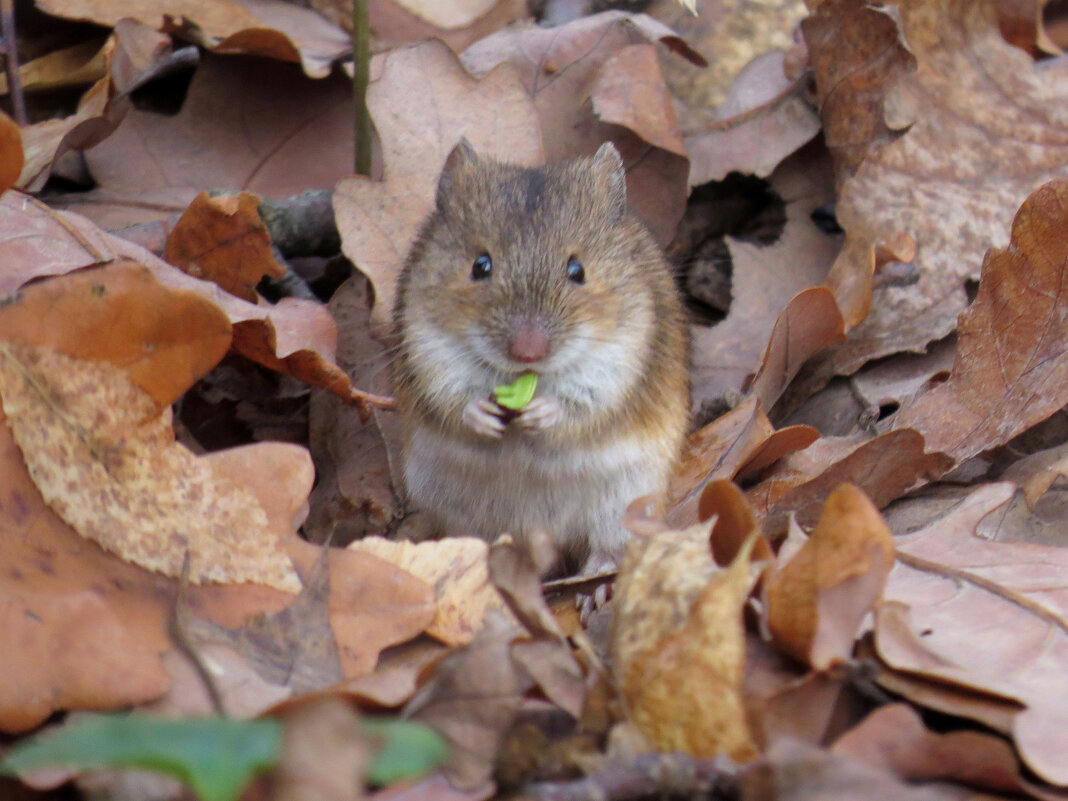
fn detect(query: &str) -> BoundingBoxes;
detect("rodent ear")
[591,142,627,221]
[436,138,479,212]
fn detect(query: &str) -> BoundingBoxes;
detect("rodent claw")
[463,398,506,438]
[515,395,563,431]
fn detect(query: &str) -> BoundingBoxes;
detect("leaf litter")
[7,0,1068,799]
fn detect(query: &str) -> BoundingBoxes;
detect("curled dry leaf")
[164,191,286,302]
[610,522,761,762]
[0,343,301,592]
[809,0,1068,373]
[66,53,353,230]
[462,10,705,245]
[37,0,350,77]
[667,395,819,528]
[690,154,841,410]
[0,260,231,408]
[348,536,514,646]
[0,191,381,409]
[0,110,22,193]
[646,0,806,128]
[833,703,1056,801]
[892,178,1068,464]
[748,430,953,537]
[763,484,894,670]
[879,481,1068,786]
[334,38,541,328]
[18,20,184,192]
[406,615,533,790]
[684,50,821,186]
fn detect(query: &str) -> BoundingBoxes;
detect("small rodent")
[392,140,690,578]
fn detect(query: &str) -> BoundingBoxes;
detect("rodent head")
[396,140,667,411]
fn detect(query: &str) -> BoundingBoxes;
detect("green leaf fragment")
[493,372,538,410]
[0,714,282,801]
[361,718,449,785]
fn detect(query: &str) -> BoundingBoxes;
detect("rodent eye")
[470,254,492,281]
[566,256,585,284]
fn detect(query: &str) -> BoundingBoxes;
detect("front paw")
[462,398,507,438]
[514,395,563,432]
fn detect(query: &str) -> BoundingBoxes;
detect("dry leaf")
[462,10,705,245]
[833,704,1059,801]
[165,191,286,302]
[349,537,512,646]
[0,343,301,592]
[892,179,1068,463]
[684,50,821,185]
[764,484,894,669]
[690,153,841,410]
[406,614,533,789]
[879,481,1068,786]
[37,0,350,77]
[809,0,1068,374]
[749,430,953,537]
[610,522,760,761]
[62,53,354,230]
[668,395,819,528]
[646,0,806,129]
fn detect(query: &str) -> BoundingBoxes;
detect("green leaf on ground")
[362,717,449,785]
[0,713,282,801]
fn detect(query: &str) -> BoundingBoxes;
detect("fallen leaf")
[690,153,841,409]
[833,703,1062,801]
[0,343,301,592]
[741,739,983,801]
[269,698,367,801]
[0,191,381,410]
[359,0,527,55]
[892,178,1068,463]
[808,0,1068,374]
[683,50,822,185]
[667,395,819,528]
[0,111,23,193]
[164,191,286,302]
[461,10,706,245]
[305,274,403,545]
[406,614,532,789]
[646,0,806,130]
[334,38,541,328]
[36,0,350,77]
[700,480,773,568]
[590,44,686,158]
[348,537,512,646]
[62,53,354,230]
[879,481,1068,785]
[764,484,894,670]
[610,521,760,761]
[749,430,953,536]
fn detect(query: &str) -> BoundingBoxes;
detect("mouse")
[391,139,690,581]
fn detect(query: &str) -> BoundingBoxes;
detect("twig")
[169,553,227,717]
[352,0,372,176]
[0,0,26,126]
[523,753,740,801]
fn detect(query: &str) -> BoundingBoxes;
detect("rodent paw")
[514,395,563,431]
[463,398,507,438]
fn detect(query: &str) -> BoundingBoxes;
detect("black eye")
[471,253,492,281]
[566,256,585,284]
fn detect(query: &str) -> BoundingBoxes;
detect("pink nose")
[508,323,550,363]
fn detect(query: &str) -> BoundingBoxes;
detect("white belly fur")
[404,425,668,563]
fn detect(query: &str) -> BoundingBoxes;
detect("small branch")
[523,753,740,801]
[170,553,227,717]
[0,0,26,126]
[352,0,372,177]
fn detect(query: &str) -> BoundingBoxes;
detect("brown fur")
[392,142,689,571]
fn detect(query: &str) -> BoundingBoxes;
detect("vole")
[391,140,690,579]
